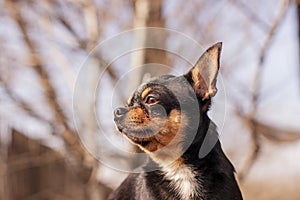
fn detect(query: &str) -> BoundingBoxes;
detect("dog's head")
[114,43,222,161]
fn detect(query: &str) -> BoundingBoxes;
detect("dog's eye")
[145,95,158,104]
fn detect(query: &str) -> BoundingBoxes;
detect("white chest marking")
[161,161,203,200]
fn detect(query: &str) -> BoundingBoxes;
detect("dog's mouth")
[114,108,184,153]
[126,134,152,146]
[115,122,157,146]
[114,106,166,146]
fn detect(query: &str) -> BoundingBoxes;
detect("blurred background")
[1,0,300,199]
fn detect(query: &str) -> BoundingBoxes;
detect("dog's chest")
[160,162,204,200]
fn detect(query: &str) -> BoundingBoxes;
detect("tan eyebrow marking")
[127,94,134,105]
[141,87,152,99]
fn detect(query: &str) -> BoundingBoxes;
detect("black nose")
[114,107,128,118]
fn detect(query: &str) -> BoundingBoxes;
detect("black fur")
[109,43,243,200]
[109,116,242,200]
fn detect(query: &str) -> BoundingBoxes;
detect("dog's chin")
[115,125,152,146]
[126,134,152,146]
[115,124,124,133]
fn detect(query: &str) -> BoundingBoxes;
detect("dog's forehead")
[136,75,175,93]
[126,75,176,105]
[126,74,192,105]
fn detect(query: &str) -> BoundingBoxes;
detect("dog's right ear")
[185,42,222,100]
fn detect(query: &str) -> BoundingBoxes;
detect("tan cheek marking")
[140,110,188,157]
[141,87,152,99]
[155,109,183,145]
[138,140,159,152]
[151,110,189,163]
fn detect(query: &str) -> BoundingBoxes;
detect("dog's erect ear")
[185,42,222,100]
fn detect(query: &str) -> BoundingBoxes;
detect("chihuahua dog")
[109,43,243,200]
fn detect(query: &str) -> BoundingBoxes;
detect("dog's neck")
[183,114,217,161]
[147,114,212,199]
[145,114,235,200]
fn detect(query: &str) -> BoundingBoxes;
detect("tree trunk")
[130,0,169,88]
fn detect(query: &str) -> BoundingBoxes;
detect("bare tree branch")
[238,0,290,181]
[251,0,289,109]
[53,1,87,50]
[229,0,270,32]
[252,119,300,143]
[82,0,100,50]
[0,78,49,124]
[4,0,98,185]
[236,108,300,180]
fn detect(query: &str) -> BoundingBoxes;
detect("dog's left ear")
[185,42,222,100]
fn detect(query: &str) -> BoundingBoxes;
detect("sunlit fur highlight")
[160,158,204,200]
